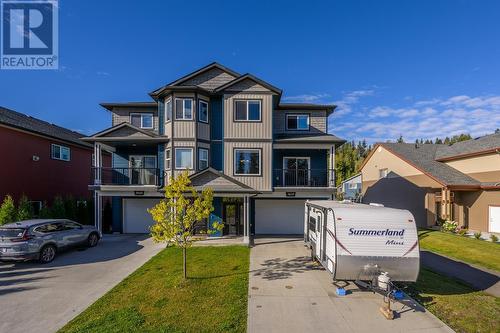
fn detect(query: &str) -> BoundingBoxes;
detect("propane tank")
[377,272,391,291]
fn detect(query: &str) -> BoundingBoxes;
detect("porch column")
[93,143,102,185]
[329,145,335,187]
[94,191,102,232]
[243,196,250,244]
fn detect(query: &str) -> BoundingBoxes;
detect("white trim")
[234,148,261,176]
[286,114,309,131]
[175,98,194,120]
[51,143,71,161]
[130,113,154,129]
[234,100,261,122]
[175,147,194,169]
[198,100,209,124]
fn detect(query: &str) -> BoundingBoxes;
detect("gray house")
[340,173,362,200]
[84,63,345,242]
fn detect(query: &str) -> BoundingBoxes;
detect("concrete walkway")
[0,234,164,333]
[248,237,453,333]
[421,250,500,297]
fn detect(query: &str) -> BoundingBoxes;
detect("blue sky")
[1,0,499,143]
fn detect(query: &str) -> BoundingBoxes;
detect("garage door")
[123,198,161,233]
[255,200,306,234]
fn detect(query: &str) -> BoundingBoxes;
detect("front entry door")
[223,202,243,236]
[283,157,310,186]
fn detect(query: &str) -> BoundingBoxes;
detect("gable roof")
[435,132,500,161]
[214,73,282,95]
[0,106,91,148]
[374,143,480,187]
[189,168,259,193]
[149,62,240,98]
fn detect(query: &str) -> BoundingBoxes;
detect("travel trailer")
[304,201,420,282]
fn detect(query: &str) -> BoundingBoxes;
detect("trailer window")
[309,216,316,232]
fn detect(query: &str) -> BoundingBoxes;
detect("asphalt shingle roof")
[0,106,91,148]
[435,132,500,160]
[380,143,480,186]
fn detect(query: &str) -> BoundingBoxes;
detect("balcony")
[273,169,335,188]
[93,167,161,186]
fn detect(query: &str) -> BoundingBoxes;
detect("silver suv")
[0,219,101,263]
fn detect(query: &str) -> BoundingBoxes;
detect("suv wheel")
[88,233,99,247]
[39,245,56,263]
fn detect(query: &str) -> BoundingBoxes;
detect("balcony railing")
[93,167,161,186]
[273,169,335,188]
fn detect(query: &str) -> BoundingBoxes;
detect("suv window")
[63,221,82,230]
[34,223,64,234]
[0,228,25,238]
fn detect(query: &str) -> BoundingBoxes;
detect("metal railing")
[92,167,161,186]
[273,169,335,187]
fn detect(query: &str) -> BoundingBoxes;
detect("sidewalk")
[421,250,500,296]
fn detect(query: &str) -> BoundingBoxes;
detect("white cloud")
[331,94,500,143]
[282,93,330,102]
[97,71,111,77]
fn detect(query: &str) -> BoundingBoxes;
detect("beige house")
[360,133,500,233]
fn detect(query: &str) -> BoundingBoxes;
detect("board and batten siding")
[273,110,327,134]
[223,93,273,139]
[111,107,159,132]
[224,141,272,191]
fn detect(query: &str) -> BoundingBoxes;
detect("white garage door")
[123,198,160,233]
[489,206,500,233]
[255,200,306,234]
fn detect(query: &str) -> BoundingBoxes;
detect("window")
[51,144,70,161]
[234,149,261,175]
[34,223,63,234]
[63,221,82,230]
[348,182,358,189]
[175,148,193,169]
[198,148,209,170]
[308,216,316,232]
[234,100,261,121]
[165,99,172,122]
[198,100,209,123]
[379,168,388,178]
[175,98,193,120]
[130,113,154,129]
[286,114,309,130]
[165,149,171,170]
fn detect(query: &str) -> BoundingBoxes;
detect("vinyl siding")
[174,121,195,139]
[224,141,272,191]
[180,68,236,90]
[197,122,210,140]
[111,106,158,132]
[224,93,273,139]
[273,110,327,134]
[224,79,271,93]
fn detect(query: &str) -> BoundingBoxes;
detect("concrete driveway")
[0,234,164,333]
[248,237,453,333]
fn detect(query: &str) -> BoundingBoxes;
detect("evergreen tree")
[396,135,404,143]
[39,201,51,218]
[0,195,17,225]
[17,195,33,221]
[51,196,66,219]
[64,196,77,220]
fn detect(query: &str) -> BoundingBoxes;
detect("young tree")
[0,195,17,225]
[148,172,221,279]
[17,195,33,221]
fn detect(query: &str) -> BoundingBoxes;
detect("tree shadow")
[252,256,322,280]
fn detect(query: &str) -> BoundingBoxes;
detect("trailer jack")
[379,297,395,320]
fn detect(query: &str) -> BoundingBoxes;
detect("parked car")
[0,219,101,263]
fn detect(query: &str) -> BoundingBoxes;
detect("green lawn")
[59,246,250,333]
[405,268,500,333]
[418,229,500,271]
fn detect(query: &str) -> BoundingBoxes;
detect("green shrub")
[457,228,468,236]
[51,196,66,219]
[39,201,51,218]
[490,234,498,242]
[16,195,33,221]
[474,232,482,240]
[64,196,77,220]
[0,195,16,225]
[441,220,458,233]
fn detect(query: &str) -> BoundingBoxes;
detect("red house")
[0,106,109,212]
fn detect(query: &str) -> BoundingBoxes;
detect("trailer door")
[325,210,336,273]
[315,212,323,263]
